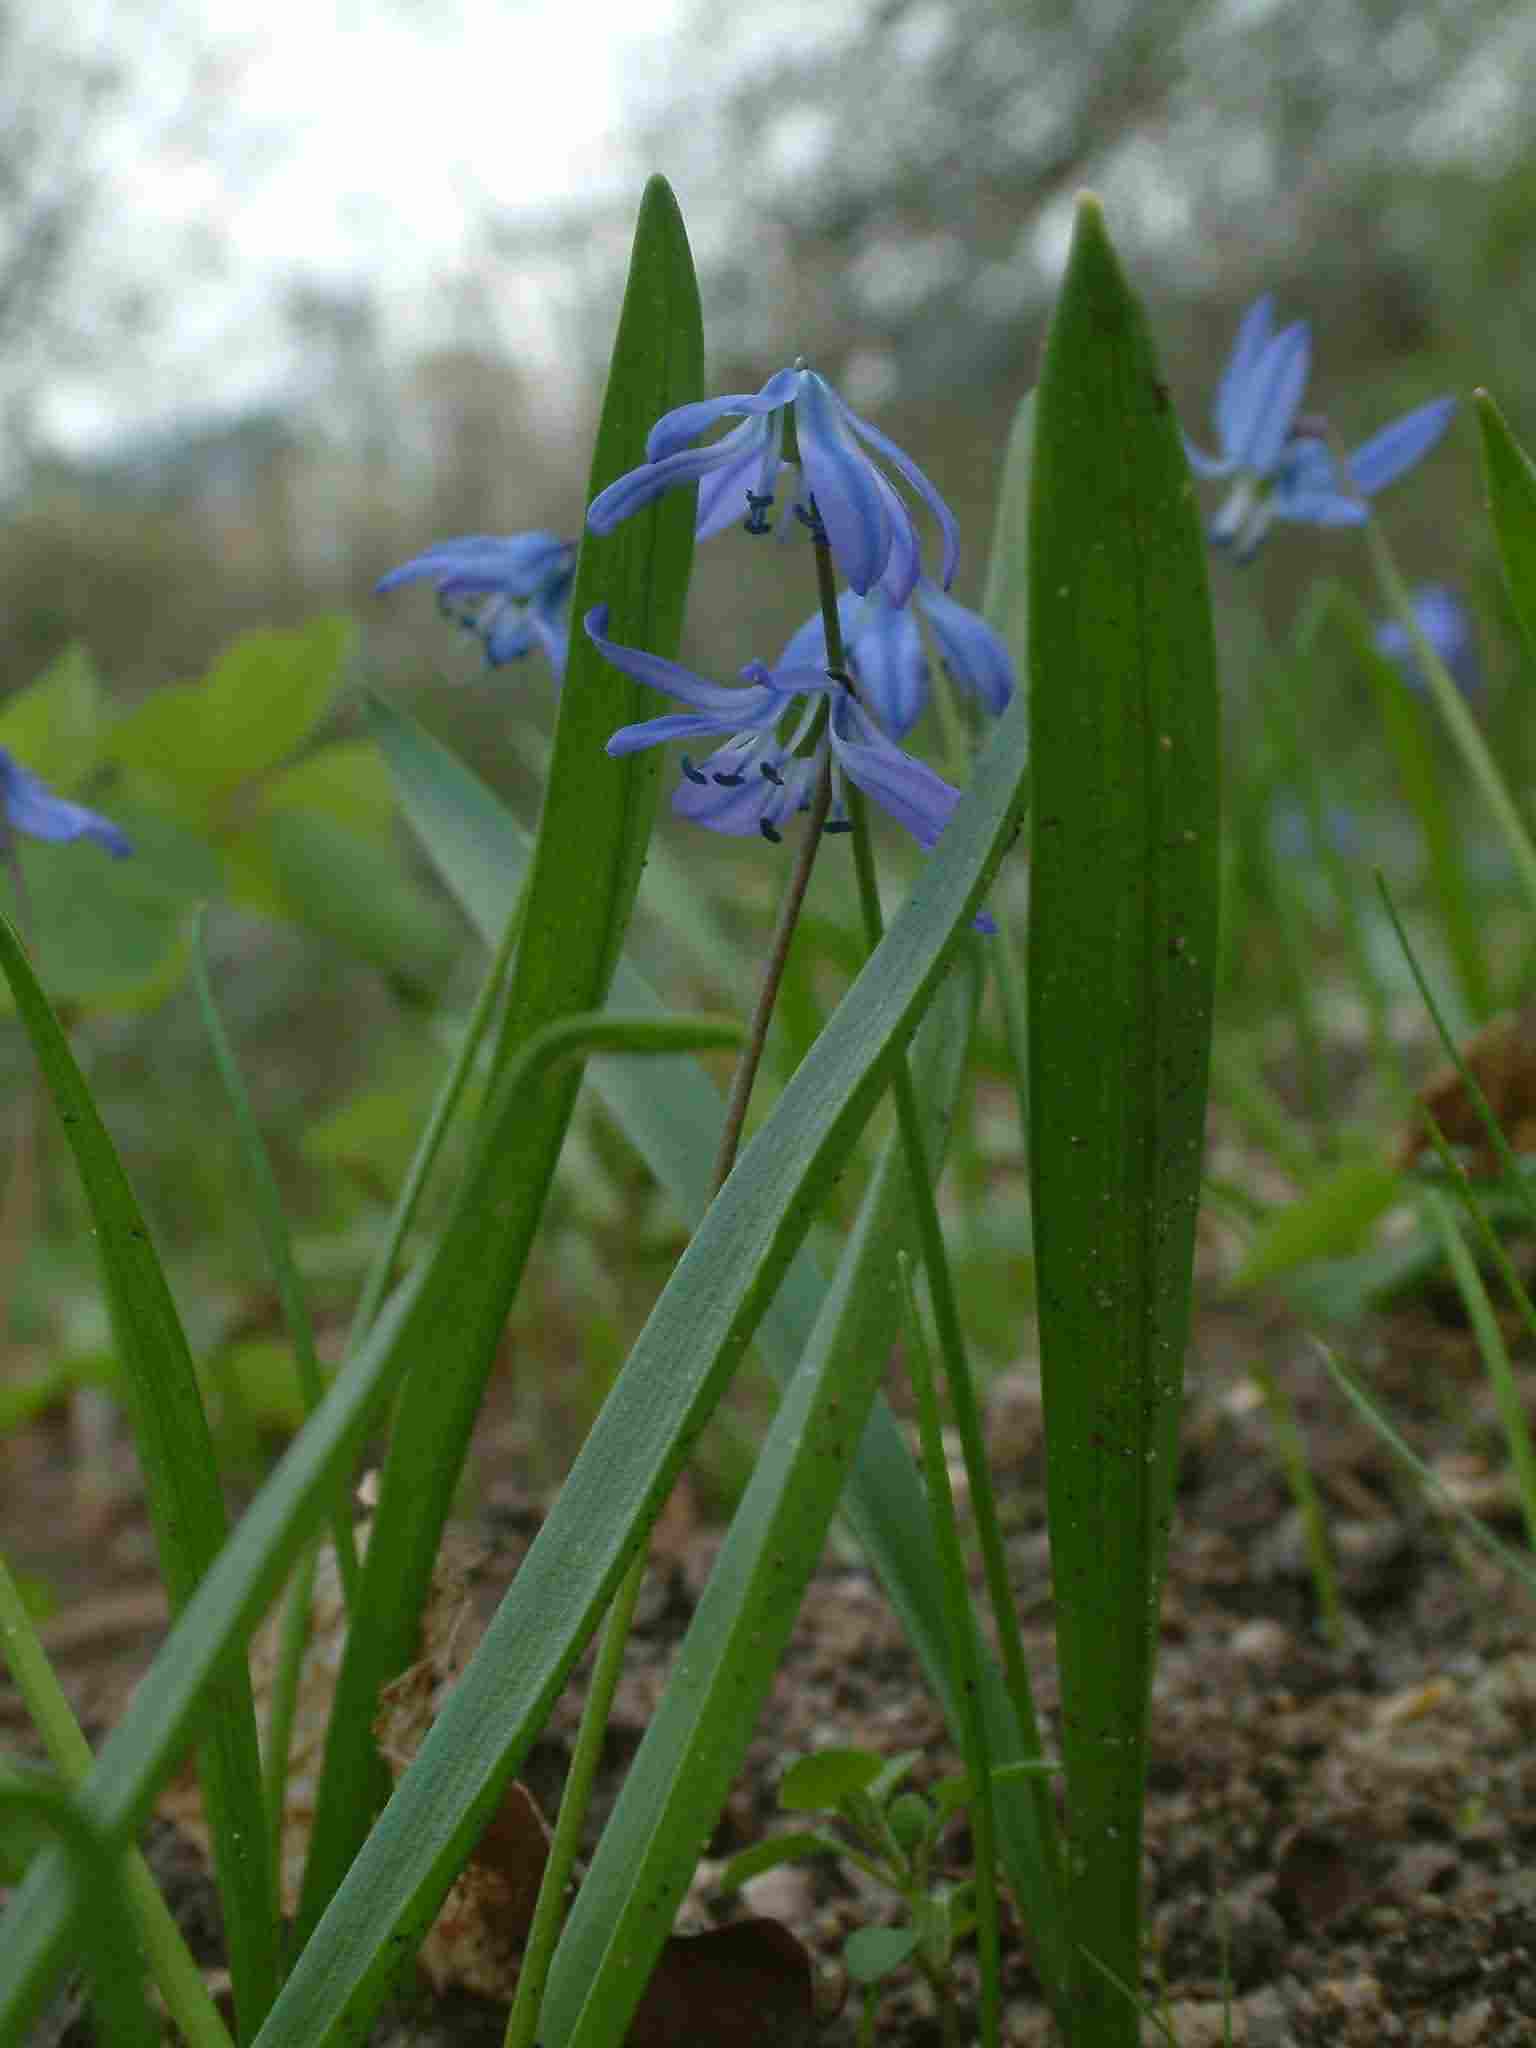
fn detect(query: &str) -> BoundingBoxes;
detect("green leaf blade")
[1027,194,1219,2037]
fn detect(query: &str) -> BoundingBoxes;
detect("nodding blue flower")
[1186,295,1456,562]
[376,531,576,678]
[586,365,960,606]
[777,579,1014,740]
[1375,584,1480,699]
[0,750,130,857]
[584,605,990,924]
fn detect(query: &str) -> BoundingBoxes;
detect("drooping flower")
[586,365,959,605]
[583,602,984,875]
[1375,584,1480,699]
[376,531,576,678]
[777,579,1014,740]
[1186,295,1456,561]
[0,750,130,857]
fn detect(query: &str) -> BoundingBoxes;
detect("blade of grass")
[294,171,703,1942]
[0,1774,159,2048]
[0,910,280,2037]
[1027,195,1219,2040]
[0,1553,234,2048]
[1420,1184,1536,1551]
[896,1249,1002,2048]
[243,634,1031,2048]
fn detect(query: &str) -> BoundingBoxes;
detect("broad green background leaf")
[0,644,106,780]
[1027,195,1219,2041]
[1232,1155,1401,1292]
[107,618,353,820]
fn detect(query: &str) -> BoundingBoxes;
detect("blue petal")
[0,751,131,856]
[607,711,758,755]
[1212,296,1274,452]
[777,591,866,672]
[376,531,570,597]
[1183,433,1235,480]
[847,595,927,738]
[838,398,962,590]
[915,580,1014,717]
[644,367,802,461]
[694,435,783,540]
[794,372,890,596]
[1229,321,1310,475]
[671,742,817,838]
[828,699,960,850]
[584,607,783,725]
[1346,396,1457,497]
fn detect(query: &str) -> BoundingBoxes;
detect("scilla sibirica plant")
[0,178,1227,2048]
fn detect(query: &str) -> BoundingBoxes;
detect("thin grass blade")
[0,912,280,2035]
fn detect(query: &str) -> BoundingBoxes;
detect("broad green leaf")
[262,738,398,839]
[1027,196,1219,2040]
[844,1926,919,1983]
[0,915,279,2033]
[241,604,1028,2048]
[371,691,1063,1979]
[0,644,105,782]
[108,618,353,822]
[1477,388,1536,670]
[292,172,703,1943]
[778,1750,886,1813]
[1232,1155,1401,1292]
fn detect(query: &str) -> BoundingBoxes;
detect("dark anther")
[759,819,783,844]
[713,770,745,787]
[680,755,708,785]
[744,490,774,536]
[760,761,784,785]
[794,503,826,540]
[824,819,854,835]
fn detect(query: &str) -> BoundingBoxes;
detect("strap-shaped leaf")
[369,692,1066,1985]
[1028,196,1219,2037]
[294,171,703,1939]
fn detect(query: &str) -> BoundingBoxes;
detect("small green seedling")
[718,1747,978,2048]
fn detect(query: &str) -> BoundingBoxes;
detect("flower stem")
[808,523,1062,2005]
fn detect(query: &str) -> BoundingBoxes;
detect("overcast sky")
[40,0,694,450]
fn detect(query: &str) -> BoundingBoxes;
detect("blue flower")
[376,531,576,678]
[0,750,130,857]
[586,365,960,605]
[584,607,989,925]
[1375,584,1480,699]
[1187,295,1456,561]
[777,580,1014,740]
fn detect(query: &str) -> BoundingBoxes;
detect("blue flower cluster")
[378,364,1014,868]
